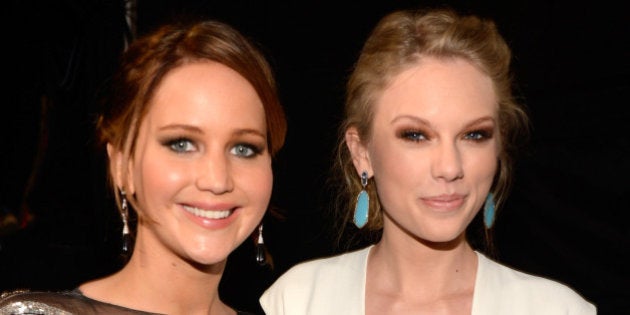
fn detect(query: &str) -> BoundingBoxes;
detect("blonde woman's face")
[127,61,271,266]
[365,57,498,244]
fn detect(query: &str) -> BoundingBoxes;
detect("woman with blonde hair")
[260,8,595,314]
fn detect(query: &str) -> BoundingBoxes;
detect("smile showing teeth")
[183,206,232,219]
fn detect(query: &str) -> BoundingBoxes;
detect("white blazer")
[260,246,596,315]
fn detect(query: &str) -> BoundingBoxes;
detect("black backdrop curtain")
[2,1,628,314]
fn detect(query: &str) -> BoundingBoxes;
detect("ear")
[107,143,124,191]
[107,143,134,194]
[345,127,373,177]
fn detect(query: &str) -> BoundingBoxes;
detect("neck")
[122,250,226,313]
[82,229,233,315]
[368,229,478,297]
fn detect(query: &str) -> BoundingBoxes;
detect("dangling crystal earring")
[353,171,369,228]
[256,224,266,265]
[483,193,496,229]
[120,190,131,253]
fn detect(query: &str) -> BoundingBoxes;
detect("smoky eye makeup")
[160,137,197,153]
[230,129,267,157]
[231,142,264,158]
[463,126,495,142]
[156,124,203,154]
[396,127,431,142]
[391,115,433,142]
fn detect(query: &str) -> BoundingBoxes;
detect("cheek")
[136,155,188,207]
[237,161,273,208]
[370,136,423,176]
[463,147,498,184]
[368,138,423,193]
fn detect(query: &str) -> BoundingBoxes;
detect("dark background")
[2,1,628,314]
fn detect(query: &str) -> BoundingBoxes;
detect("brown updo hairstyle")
[333,8,529,249]
[96,19,286,241]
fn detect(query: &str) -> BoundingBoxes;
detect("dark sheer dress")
[0,289,255,315]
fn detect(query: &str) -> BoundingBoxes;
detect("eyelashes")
[160,137,264,158]
[398,130,427,142]
[396,128,494,142]
[463,129,494,141]
[230,143,263,158]
[164,137,196,153]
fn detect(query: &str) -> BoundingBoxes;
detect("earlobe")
[345,127,373,176]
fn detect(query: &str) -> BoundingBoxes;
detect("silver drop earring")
[256,224,266,265]
[120,190,131,253]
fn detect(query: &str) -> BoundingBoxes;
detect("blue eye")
[167,138,196,153]
[231,144,260,158]
[464,130,492,141]
[401,130,427,142]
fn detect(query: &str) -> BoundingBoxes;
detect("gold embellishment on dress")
[0,301,74,315]
[0,289,30,299]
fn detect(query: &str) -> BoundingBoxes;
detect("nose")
[196,151,234,194]
[431,142,464,182]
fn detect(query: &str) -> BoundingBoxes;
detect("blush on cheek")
[165,168,187,184]
[145,156,188,183]
[136,157,183,200]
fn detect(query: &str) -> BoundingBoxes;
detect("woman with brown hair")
[1,18,286,315]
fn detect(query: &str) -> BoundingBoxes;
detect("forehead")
[373,57,497,121]
[144,61,266,130]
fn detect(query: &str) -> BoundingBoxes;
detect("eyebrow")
[390,115,430,125]
[234,128,266,139]
[159,124,203,133]
[463,116,496,128]
[158,124,266,138]
[390,115,496,128]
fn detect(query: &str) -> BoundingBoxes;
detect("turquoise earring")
[353,171,369,228]
[483,193,496,229]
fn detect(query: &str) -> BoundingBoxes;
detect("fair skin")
[80,61,272,315]
[346,56,499,314]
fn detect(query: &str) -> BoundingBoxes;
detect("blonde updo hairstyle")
[334,8,529,245]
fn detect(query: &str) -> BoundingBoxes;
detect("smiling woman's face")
[122,61,271,266]
[350,56,499,244]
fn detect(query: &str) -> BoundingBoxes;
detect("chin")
[186,253,230,267]
[416,235,463,249]
[416,226,467,245]
[183,245,234,266]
